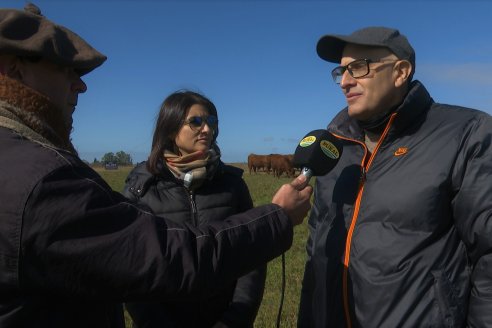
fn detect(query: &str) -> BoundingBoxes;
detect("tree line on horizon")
[93,151,133,166]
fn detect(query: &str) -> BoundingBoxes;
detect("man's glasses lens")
[331,59,371,84]
[331,67,346,84]
[187,116,218,130]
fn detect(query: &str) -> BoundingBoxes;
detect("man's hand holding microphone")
[272,174,313,226]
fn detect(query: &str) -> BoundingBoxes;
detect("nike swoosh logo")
[394,147,408,156]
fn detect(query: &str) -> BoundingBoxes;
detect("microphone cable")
[275,253,286,328]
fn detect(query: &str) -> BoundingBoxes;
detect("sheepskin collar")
[0,74,76,154]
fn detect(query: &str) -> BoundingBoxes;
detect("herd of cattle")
[247,153,299,178]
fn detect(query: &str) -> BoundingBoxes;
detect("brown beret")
[0,3,106,75]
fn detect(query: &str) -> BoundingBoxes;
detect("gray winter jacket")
[298,81,492,328]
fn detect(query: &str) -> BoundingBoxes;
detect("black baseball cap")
[316,26,415,70]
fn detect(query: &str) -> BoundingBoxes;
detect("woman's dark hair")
[147,90,219,175]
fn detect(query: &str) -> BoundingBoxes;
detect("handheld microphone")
[275,129,343,328]
[293,129,343,181]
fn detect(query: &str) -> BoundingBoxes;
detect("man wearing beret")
[298,27,492,327]
[0,4,313,327]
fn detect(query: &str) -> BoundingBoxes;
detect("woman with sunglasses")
[122,90,265,328]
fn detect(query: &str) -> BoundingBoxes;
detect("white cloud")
[418,62,492,85]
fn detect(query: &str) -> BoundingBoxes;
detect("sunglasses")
[185,115,218,131]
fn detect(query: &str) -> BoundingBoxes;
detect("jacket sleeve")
[221,178,267,327]
[121,161,153,201]
[451,114,492,327]
[20,163,293,302]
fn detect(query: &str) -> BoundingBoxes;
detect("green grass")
[96,164,311,328]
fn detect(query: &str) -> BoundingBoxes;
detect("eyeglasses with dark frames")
[185,115,218,131]
[331,58,397,84]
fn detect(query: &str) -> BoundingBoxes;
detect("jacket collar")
[328,80,433,144]
[0,75,76,153]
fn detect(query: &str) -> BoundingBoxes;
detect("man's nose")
[339,70,356,88]
[72,77,87,93]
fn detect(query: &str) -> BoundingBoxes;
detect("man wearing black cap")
[298,26,492,327]
[0,4,313,327]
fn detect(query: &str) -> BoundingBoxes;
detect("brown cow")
[269,154,295,178]
[247,153,257,174]
[284,154,300,175]
[247,154,271,174]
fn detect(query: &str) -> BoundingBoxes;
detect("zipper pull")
[183,172,193,189]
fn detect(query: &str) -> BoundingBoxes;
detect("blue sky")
[5,0,492,163]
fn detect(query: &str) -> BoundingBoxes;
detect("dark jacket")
[122,161,266,328]
[298,81,492,328]
[0,127,294,328]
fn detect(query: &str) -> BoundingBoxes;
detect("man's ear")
[393,60,412,87]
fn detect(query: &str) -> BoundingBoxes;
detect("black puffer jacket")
[298,81,492,328]
[122,161,265,328]
[0,127,294,328]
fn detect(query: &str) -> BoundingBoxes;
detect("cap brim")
[316,34,389,63]
[316,35,348,63]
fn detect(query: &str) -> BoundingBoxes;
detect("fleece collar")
[0,74,76,153]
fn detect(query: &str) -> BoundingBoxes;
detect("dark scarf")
[356,86,412,134]
[356,107,396,133]
[0,75,76,154]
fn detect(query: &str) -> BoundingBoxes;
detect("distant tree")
[100,151,132,165]
[101,152,116,164]
[93,158,100,165]
[115,151,133,165]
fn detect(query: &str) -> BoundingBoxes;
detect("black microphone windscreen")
[293,129,343,176]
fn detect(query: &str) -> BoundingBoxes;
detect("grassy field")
[94,164,311,328]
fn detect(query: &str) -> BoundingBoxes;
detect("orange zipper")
[333,113,397,328]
